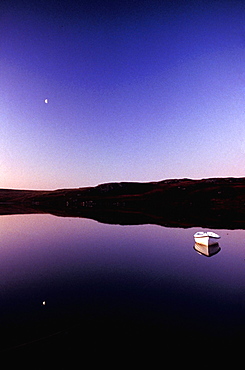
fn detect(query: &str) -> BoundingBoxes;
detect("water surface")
[0,214,245,354]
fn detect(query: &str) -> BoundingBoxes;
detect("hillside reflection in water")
[0,214,245,354]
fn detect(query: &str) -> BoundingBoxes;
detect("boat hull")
[194,236,218,246]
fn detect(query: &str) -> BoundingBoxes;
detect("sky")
[1,0,245,189]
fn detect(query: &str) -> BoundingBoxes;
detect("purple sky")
[1,0,245,189]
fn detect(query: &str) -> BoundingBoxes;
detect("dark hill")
[0,177,245,229]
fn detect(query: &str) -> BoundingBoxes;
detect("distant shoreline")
[1,177,245,229]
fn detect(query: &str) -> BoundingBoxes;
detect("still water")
[0,214,245,354]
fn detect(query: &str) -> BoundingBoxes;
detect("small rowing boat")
[194,231,220,246]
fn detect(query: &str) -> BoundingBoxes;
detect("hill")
[0,177,245,229]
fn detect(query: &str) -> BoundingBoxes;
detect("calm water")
[1,214,245,355]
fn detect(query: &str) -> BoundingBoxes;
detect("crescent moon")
[44,99,48,104]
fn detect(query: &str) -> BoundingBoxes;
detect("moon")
[44,99,48,104]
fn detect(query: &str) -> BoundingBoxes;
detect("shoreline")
[1,177,245,229]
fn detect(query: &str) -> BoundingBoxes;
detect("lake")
[0,213,245,358]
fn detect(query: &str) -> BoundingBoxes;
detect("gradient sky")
[1,0,245,189]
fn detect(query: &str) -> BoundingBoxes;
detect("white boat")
[193,242,221,257]
[194,231,220,246]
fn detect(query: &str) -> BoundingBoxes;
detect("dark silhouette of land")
[1,177,245,229]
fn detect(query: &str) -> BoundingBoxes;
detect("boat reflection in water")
[194,242,221,257]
